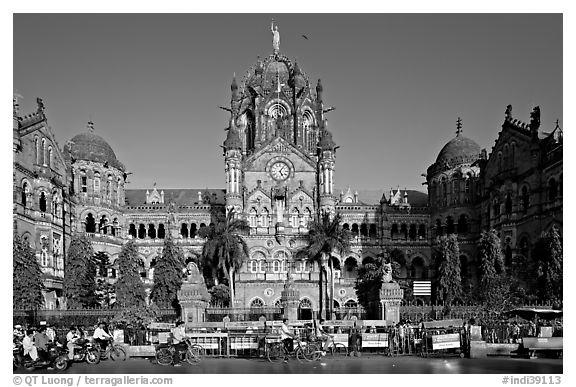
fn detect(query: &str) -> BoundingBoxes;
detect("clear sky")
[13,13,562,193]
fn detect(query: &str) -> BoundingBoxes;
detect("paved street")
[15,356,563,374]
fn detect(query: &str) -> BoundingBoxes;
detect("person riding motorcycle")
[22,329,38,362]
[66,326,80,360]
[34,326,51,362]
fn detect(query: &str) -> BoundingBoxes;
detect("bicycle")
[311,336,349,357]
[155,338,203,366]
[266,337,322,363]
[94,338,127,361]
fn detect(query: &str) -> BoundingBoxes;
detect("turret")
[13,97,21,152]
[224,117,243,214]
[231,75,239,113]
[317,119,336,216]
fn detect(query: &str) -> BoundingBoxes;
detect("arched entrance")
[298,298,313,320]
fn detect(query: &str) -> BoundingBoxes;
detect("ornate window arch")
[94,171,101,194]
[34,136,40,164]
[48,146,53,169]
[116,177,123,205]
[39,191,47,212]
[21,180,30,207]
[250,297,265,308]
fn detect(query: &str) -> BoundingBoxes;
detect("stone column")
[379,282,404,324]
[178,263,210,324]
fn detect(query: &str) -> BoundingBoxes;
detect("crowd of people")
[13,321,114,366]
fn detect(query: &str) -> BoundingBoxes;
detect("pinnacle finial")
[456,117,463,136]
[555,119,560,130]
[87,120,95,133]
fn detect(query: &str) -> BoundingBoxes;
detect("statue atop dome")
[271,20,280,54]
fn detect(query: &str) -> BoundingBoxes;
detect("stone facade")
[13,39,561,311]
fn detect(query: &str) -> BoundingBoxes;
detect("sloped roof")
[124,188,226,206]
[336,188,428,207]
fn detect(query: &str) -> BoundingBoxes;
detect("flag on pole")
[413,281,431,296]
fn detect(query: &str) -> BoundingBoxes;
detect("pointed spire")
[554,119,561,131]
[316,79,323,103]
[231,73,238,92]
[456,117,463,136]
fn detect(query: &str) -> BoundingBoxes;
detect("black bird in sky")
[301,34,309,40]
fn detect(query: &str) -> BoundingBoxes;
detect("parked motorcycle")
[14,342,69,371]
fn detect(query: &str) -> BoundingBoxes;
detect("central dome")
[435,134,480,166]
[66,131,125,171]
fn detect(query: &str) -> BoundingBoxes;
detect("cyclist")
[170,321,188,367]
[93,322,112,352]
[280,318,295,360]
[314,319,334,356]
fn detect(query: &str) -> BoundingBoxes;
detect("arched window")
[106,176,112,199]
[344,299,358,308]
[111,218,118,236]
[21,181,28,206]
[81,171,87,193]
[400,223,408,239]
[351,223,359,236]
[505,193,513,214]
[85,213,96,233]
[272,260,280,273]
[34,137,40,164]
[457,215,468,233]
[343,223,350,231]
[250,298,265,308]
[260,208,269,227]
[505,245,512,267]
[519,237,530,259]
[180,223,189,238]
[408,224,417,240]
[249,208,257,227]
[343,257,358,279]
[190,223,197,238]
[510,142,516,167]
[99,215,108,234]
[40,236,49,266]
[465,178,471,193]
[117,177,122,205]
[138,224,146,239]
[249,260,258,273]
[94,172,101,194]
[360,223,368,237]
[493,199,500,217]
[41,138,46,166]
[128,224,137,238]
[446,216,455,234]
[369,224,377,238]
[52,192,59,217]
[391,223,398,239]
[39,192,47,212]
[418,224,426,239]
[290,207,300,228]
[158,224,165,239]
[302,207,312,227]
[521,186,530,212]
[48,147,53,169]
[548,178,558,201]
[148,224,156,239]
[435,219,443,236]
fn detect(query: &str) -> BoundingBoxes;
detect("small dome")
[67,130,125,171]
[224,128,242,149]
[435,134,480,166]
[318,129,336,151]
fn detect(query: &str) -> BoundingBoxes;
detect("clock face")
[270,162,290,181]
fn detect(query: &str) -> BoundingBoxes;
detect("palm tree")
[199,210,249,307]
[303,212,351,319]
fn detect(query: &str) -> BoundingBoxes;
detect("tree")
[209,284,230,307]
[13,234,44,310]
[150,234,185,310]
[435,234,462,306]
[115,240,147,308]
[64,234,98,308]
[94,251,110,277]
[199,210,249,307]
[303,212,351,319]
[534,226,563,301]
[478,229,505,302]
